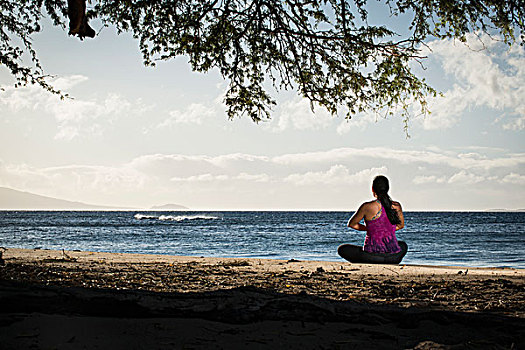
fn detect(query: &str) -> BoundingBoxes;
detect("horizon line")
[1,208,524,212]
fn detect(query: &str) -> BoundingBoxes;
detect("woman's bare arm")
[392,201,404,230]
[348,204,367,231]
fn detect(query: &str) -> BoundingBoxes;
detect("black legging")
[338,241,408,264]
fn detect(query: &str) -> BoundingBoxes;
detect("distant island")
[0,187,189,211]
[0,187,132,210]
[150,203,188,210]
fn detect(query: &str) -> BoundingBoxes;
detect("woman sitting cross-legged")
[338,175,408,264]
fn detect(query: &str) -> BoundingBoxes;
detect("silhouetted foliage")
[1,0,524,124]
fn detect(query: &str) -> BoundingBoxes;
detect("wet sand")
[1,248,524,349]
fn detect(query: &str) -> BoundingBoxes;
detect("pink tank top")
[363,205,401,254]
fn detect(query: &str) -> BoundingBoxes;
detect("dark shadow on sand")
[0,280,523,349]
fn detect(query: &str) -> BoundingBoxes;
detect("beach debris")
[287,259,300,263]
[0,247,5,266]
[62,249,78,262]
[218,260,251,267]
[219,328,241,335]
[383,267,400,276]
[15,332,40,339]
[43,249,78,263]
[316,267,325,273]
[413,341,450,349]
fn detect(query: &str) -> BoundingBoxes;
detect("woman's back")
[364,204,401,254]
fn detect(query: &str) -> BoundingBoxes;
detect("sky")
[0,12,524,211]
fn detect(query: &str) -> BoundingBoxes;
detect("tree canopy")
[1,0,524,125]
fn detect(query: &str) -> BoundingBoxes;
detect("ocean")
[0,211,523,268]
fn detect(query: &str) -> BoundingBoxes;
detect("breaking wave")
[134,213,219,221]
[133,214,158,220]
[159,215,219,221]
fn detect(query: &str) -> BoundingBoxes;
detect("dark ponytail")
[372,175,401,225]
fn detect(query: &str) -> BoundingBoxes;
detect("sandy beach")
[1,248,524,349]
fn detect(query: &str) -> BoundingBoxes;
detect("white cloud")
[273,147,525,171]
[209,153,270,168]
[457,152,486,160]
[54,126,79,140]
[412,175,447,184]
[171,173,230,182]
[127,153,274,180]
[448,170,485,184]
[413,170,497,185]
[128,154,219,179]
[0,76,143,140]
[501,172,525,185]
[460,146,507,152]
[284,165,387,186]
[171,172,270,183]
[336,112,379,134]
[160,103,217,127]
[52,75,90,90]
[271,96,333,132]
[236,173,270,182]
[418,33,525,130]
[502,114,525,131]
[419,86,469,130]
